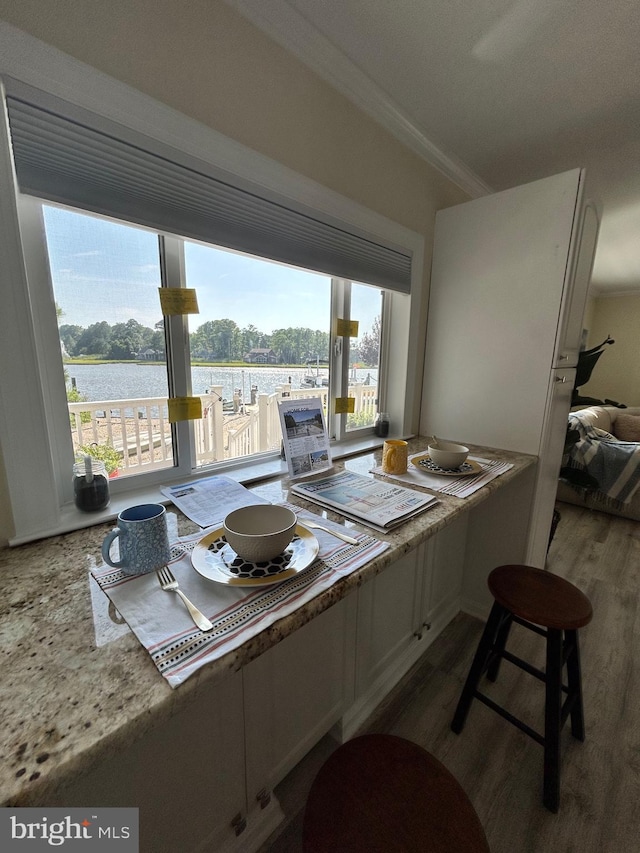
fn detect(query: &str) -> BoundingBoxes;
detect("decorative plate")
[411,454,483,477]
[191,524,319,586]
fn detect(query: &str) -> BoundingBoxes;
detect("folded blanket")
[566,413,640,506]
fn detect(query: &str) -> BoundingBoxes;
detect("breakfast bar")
[0,439,535,852]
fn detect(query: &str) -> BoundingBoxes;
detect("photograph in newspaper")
[278,397,332,478]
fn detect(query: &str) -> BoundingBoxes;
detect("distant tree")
[190,319,242,360]
[149,330,166,359]
[75,321,113,357]
[240,323,270,354]
[59,324,84,357]
[356,316,381,366]
[270,327,329,364]
[108,319,149,359]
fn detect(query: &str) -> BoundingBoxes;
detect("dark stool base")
[451,598,587,813]
[303,734,490,852]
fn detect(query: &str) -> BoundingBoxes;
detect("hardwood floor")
[262,502,640,852]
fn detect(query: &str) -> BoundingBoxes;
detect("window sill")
[9,434,403,546]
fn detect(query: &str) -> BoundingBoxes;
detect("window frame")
[0,44,424,545]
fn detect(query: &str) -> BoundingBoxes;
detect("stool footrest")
[512,614,547,637]
[473,689,545,746]
[492,649,570,694]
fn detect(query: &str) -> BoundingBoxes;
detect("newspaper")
[290,469,439,532]
[160,475,268,528]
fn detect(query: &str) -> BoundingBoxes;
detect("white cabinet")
[341,521,468,738]
[424,513,468,629]
[243,595,355,806]
[49,672,249,853]
[354,546,423,698]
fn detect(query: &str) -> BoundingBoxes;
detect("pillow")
[613,413,640,442]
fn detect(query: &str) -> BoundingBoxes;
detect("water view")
[66,363,378,404]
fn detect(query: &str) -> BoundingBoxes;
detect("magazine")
[278,396,332,479]
[290,469,439,532]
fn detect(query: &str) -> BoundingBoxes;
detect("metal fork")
[156,565,213,632]
[301,518,359,545]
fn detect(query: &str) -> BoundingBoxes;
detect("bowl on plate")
[223,504,297,563]
[427,441,469,470]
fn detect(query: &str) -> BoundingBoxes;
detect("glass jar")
[374,412,390,438]
[73,457,110,512]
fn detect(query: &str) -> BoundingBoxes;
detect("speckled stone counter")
[0,440,534,808]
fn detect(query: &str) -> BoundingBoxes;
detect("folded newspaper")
[290,469,438,532]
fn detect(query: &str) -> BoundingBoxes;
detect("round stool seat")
[303,734,490,852]
[488,565,593,630]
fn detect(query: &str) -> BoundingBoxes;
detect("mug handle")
[102,527,124,568]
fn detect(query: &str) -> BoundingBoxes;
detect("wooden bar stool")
[303,733,490,852]
[451,564,592,812]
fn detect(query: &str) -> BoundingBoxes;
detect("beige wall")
[0,1,469,546]
[582,293,640,407]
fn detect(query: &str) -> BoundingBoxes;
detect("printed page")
[161,475,268,528]
[278,397,332,479]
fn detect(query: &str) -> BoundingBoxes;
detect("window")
[36,202,387,493]
[0,56,422,544]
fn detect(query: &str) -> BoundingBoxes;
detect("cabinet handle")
[413,630,423,640]
[256,788,271,809]
[555,375,567,383]
[231,813,247,836]
[422,621,432,631]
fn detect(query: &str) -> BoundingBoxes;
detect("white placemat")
[371,454,513,498]
[92,511,387,688]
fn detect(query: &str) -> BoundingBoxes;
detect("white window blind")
[5,79,412,293]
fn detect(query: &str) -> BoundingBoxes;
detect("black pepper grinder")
[73,455,110,512]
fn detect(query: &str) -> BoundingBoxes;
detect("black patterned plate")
[191,524,319,586]
[411,454,483,477]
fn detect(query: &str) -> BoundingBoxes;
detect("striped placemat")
[92,513,388,688]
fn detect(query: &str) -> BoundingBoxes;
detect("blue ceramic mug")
[101,503,171,576]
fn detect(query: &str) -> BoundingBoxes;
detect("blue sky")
[44,205,379,336]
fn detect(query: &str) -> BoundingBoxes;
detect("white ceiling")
[226,0,640,295]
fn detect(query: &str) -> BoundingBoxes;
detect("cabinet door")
[243,596,354,803]
[354,547,422,698]
[423,514,468,629]
[49,672,247,853]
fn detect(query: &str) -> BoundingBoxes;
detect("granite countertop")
[0,439,534,807]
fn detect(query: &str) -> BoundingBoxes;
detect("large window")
[38,204,386,489]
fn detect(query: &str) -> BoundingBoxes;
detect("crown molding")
[225,0,491,199]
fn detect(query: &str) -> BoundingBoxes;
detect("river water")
[66,363,378,403]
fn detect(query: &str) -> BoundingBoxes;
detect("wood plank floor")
[262,502,640,852]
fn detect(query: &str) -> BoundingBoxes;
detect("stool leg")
[565,629,586,741]
[543,628,563,813]
[487,611,513,682]
[451,602,506,734]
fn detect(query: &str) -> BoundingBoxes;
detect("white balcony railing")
[68,383,378,477]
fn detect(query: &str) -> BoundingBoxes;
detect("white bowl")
[428,442,469,470]
[223,504,297,563]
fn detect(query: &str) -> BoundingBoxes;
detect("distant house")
[244,348,277,364]
[138,348,158,360]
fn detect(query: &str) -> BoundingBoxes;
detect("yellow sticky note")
[158,288,200,315]
[334,397,355,414]
[336,319,360,337]
[168,396,203,423]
